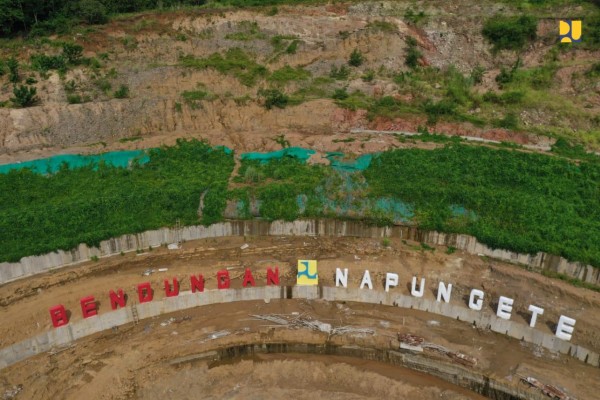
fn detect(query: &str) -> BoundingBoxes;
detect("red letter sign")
[137,282,153,303]
[190,274,205,293]
[164,278,180,297]
[242,268,256,287]
[49,305,69,328]
[267,267,280,285]
[80,296,98,319]
[217,270,230,289]
[109,289,126,310]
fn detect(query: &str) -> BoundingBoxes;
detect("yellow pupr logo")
[560,20,582,43]
[297,260,318,285]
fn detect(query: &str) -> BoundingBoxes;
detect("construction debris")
[397,333,477,367]
[160,316,191,327]
[520,376,574,400]
[3,385,23,400]
[250,314,375,337]
[240,244,249,250]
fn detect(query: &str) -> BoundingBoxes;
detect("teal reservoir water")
[0,150,150,174]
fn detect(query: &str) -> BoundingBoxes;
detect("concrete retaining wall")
[1,286,598,371]
[1,220,598,285]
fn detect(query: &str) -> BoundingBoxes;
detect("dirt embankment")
[1,0,597,161]
[1,236,600,399]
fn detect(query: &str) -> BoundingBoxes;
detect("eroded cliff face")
[0,0,597,158]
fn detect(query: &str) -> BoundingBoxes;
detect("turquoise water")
[241,147,315,164]
[0,150,150,175]
[325,152,374,171]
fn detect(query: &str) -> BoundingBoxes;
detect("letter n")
[266,267,280,286]
[109,289,126,310]
[190,274,205,293]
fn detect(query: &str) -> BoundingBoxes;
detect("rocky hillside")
[0,0,599,161]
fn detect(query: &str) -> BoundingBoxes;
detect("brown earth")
[1,236,600,399]
[1,0,598,163]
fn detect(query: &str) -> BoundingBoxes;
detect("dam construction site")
[1,0,599,399]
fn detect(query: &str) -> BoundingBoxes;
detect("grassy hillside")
[1,140,599,269]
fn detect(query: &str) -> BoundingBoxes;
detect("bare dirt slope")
[1,236,600,399]
[0,0,598,162]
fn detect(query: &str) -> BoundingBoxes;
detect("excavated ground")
[1,0,598,162]
[1,236,599,399]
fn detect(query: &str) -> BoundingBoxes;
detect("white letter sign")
[469,289,484,311]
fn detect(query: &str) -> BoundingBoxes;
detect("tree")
[0,0,24,36]
[348,48,364,67]
[11,85,39,108]
[76,0,108,24]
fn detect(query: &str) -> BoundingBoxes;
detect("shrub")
[7,57,19,83]
[332,88,349,100]
[0,59,5,76]
[493,112,519,130]
[404,8,426,25]
[471,65,485,84]
[63,43,84,65]
[30,54,67,73]
[362,69,375,82]
[67,94,82,104]
[423,99,456,124]
[405,37,422,69]
[348,48,364,67]
[113,84,129,99]
[260,89,289,109]
[482,15,537,52]
[586,63,600,78]
[329,65,350,80]
[285,40,299,54]
[11,85,39,108]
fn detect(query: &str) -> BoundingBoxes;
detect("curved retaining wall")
[204,343,546,400]
[1,220,598,285]
[1,286,598,371]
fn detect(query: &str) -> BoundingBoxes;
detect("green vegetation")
[404,8,426,25]
[180,48,268,87]
[225,21,266,41]
[181,88,214,109]
[404,37,422,69]
[366,20,398,33]
[329,65,350,80]
[482,15,537,52]
[348,48,364,67]
[268,65,311,84]
[67,94,83,104]
[364,145,600,267]
[0,139,234,262]
[3,139,600,270]
[119,136,143,143]
[260,88,289,109]
[11,85,39,108]
[113,84,129,99]
[7,57,19,83]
